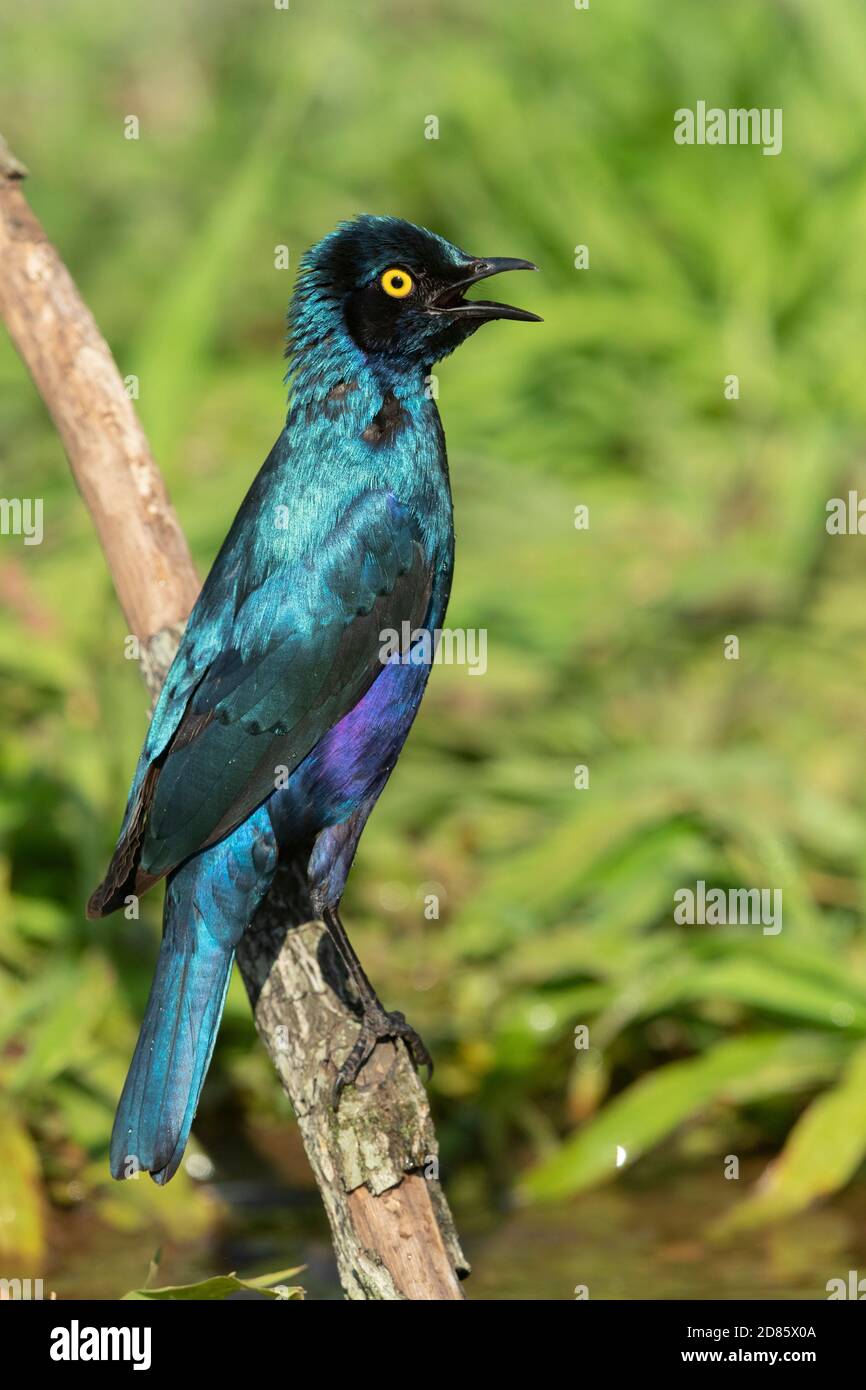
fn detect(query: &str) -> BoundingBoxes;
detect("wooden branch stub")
[239,864,468,1300]
[0,147,200,640]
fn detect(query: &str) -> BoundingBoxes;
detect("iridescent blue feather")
[89,216,539,1181]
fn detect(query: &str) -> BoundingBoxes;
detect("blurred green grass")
[3,0,866,1285]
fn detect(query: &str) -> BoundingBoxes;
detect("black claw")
[332,1007,432,1107]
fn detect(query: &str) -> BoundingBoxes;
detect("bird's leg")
[320,906,432,1104]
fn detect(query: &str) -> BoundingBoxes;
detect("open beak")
[427,257,542,322]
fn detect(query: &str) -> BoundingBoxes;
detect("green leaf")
[123,1266,305,1301]
[519,1033,849,1202]
[716,1041,866,1233]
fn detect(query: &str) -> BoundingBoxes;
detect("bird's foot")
[333,1005,432,1106]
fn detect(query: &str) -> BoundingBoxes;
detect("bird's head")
[287,215,541,382]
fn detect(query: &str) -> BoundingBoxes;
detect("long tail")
[110,806,277,1185]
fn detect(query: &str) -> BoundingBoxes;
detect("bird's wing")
[88,488,431,916]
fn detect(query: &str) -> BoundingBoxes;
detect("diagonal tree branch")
[0,138,467,1300]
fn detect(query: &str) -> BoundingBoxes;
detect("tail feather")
[110,927,236,1183]
[110,807,278,1184]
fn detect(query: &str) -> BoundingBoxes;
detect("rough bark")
[239,861,466,1299]
[0,137,467,1300]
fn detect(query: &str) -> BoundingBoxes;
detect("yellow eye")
[380,267,414,299]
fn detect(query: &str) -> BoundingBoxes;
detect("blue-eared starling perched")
[88,216,541,1183]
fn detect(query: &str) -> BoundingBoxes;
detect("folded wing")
[88,488,431,917]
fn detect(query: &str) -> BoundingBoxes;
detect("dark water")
[462,1165,866,1301]
[44,1153,866,1301]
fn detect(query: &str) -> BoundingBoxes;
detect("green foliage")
[123,1262,305,1301]
[520,1033,851,1202]
[712,1042,866,1235]
[2,0,866,1287]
